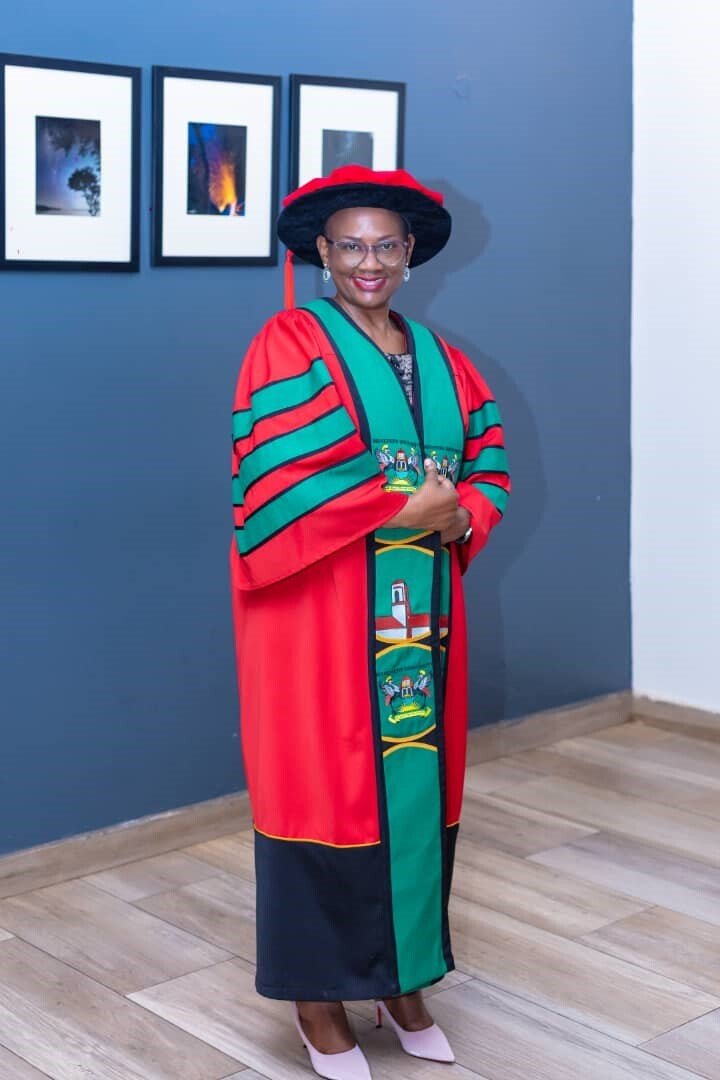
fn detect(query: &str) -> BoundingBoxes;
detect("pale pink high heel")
[374,998,455,1063]
[293,1002,372,1080]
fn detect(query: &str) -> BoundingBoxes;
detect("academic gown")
[230,297,510,1001]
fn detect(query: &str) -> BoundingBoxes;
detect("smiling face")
[315,207,415,313]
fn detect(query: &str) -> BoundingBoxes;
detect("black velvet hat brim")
[277,183,452,267]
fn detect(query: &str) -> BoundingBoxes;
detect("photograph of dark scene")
[187,122,247,216]
[322,128,373,174]
[35,116,101,216]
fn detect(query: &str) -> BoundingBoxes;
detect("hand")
[440,506,471,545]
[384,458,460,533]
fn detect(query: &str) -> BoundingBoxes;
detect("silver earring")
[322,265,331,283]
[403,265,411,283]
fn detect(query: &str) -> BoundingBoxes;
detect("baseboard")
[631,694,720,741]
[0,688,633,898]
[465,690,633,765]
[0,792,253,900]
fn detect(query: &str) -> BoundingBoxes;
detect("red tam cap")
[277,165,452,297]
[282,165,445,210]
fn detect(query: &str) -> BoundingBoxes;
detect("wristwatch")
[456,524,473,545]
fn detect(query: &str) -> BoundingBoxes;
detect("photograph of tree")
[187,122,247,216]
[35,116,101,216]
[322,129,373,174]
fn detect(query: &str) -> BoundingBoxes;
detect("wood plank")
[580,906,720,996]
[581,719,675,747]
[467,692,631,765]
[530,832,720,927]
[509,742,720,809]
[448,894,719,1044]
[0,791,253,900]
[642,1009,720,1079]
[676,791,720,821]
[491,776,720,867]
[638,733,720,779]
[84,850,222,902]
[129,958,487,1079]
[182,831,256,882]
[136,873,256,963]
[0,879,230,995]
[0,927,13,942]
[463,759,542,796]
[0,938,240,1079]
[458,792,597,857]
[0,1045,50,1079]
[407,977,710,1080]
[450,842,649,935]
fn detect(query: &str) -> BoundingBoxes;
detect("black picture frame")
[289,74,406,191]
[0,52,140,272]
[152,65,281,267]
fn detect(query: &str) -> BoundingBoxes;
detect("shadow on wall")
[404,180,545,725]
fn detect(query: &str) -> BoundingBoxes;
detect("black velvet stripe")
[301,305,373,449]
[232,382,333,448]
[239,418,353,502]
[253,831,399,1001]
[430,330,464,432]
[234,458,375,556]
[365,535,401,996]
[429,530,453,972]
[442,823,459,968]
[238,355,327,403]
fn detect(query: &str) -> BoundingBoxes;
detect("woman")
[230,165,510,1079]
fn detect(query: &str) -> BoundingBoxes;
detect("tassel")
[284,248,295,310]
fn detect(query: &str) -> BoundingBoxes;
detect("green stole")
[303,298,465,992]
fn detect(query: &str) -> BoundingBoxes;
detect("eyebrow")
[333,233,404,241]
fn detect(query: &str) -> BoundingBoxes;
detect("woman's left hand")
[440,506,471,546]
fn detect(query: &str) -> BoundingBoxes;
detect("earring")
[322,265,331,283]
[403,265,411,283]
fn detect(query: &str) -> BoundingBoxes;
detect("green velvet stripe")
[477,481,510,515]
[235,406,356,506]
[383,744,446,991]
[467,399,502,437]
[232,357,333,442]
[234,449,378,554]
[462,445,510,477]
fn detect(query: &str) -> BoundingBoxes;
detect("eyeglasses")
[323,235,409,268]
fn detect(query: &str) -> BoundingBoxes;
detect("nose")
[357,244,383,270]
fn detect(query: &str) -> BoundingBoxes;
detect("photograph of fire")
[35,115,101,216]
[187,121,246,216]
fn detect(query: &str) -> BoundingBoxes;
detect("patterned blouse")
[385,352,414,406]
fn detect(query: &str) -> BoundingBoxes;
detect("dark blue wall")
[0,0,632,855]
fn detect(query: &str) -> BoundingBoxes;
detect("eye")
[380,241,400,252]
[337,241,361,252]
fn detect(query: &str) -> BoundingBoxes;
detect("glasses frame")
[322,234,410,268]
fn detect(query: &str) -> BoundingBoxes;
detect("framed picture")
[0,53,140,271]
[152,66,280,266]
[289,75,405,189]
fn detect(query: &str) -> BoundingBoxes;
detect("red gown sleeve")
[231,309,408,590]
[444,343,511,573]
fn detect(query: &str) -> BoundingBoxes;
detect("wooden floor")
[2,713,720,1079]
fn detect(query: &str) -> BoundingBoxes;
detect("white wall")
[632,1,720,710]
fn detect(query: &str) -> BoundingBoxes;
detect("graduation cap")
[277,165,452,308]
